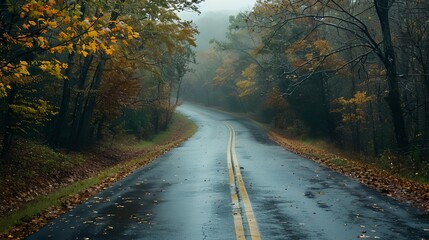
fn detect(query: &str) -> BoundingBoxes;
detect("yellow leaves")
[305,53,314,61]
[241,63,257,79]
[40,64,48,71]
[46,20,58,29]
[286,38,344,74]
[36,36,49,49]
[352,91,374,105]
[236,80,255,89]
[10,99,57,127]
[81,50,89,57]
[237,63,258,97]
[24,41,33,48]
[104,48,114,55]
[13,61,30,78]
[29,20,37,26]
[67,43,74,53]
[19,60,29,68]
[0,83,9,98]
[131,32,140,39]
[88,29,98,38]
[126,25,133,34]
[334,91,373,123]
[37,60,67,79]
[58,31,69,40]
[89,41,98,53]
[125,25,140,40]
[62,16,71,24]
[236,80,257,98]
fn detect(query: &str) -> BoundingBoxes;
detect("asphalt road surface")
[27,103,429,240]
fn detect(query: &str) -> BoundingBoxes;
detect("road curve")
[27,103,429,240]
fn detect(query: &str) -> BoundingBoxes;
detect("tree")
[246,0,411,151]
[1,0,202,158]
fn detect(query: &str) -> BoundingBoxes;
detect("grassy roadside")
[0,113,197,239]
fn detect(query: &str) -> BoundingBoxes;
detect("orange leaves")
[265,88,288,110]
[104,48,114,56]
[314,40,330,55]
[95,57,141,119]
[22,23,30,30]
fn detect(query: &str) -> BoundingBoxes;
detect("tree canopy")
[0,0,201,158]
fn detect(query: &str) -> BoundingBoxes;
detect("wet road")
[27,103,429,239]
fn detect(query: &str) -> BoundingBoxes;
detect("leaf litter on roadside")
[269,131,429,212]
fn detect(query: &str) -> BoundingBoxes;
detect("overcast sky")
[179,0,257,20]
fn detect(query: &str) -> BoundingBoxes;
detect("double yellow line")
[225,122,261,240]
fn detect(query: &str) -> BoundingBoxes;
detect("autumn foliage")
[184,0,429,178]
[0,0,201,158]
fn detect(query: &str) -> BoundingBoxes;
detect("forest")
[0,0,201,160]
[183,0,429,178]
[1,0,428,178]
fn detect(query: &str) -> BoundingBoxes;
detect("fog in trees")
[181,0,429,178]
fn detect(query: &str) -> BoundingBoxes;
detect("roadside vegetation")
[268,130,429,211]
[0,113,197,239]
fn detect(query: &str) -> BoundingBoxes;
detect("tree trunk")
[321,75,336,141]
[49,51,76,147]
[175,76,184,106]
[423,71,429,149]
[366,79,379,155]
[68,54,94,148]
[0,86,17,160]
[75,57,106,149]
[374,0,409,152]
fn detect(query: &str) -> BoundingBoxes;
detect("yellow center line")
[226,123,246,239]
[225,122,261,240]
